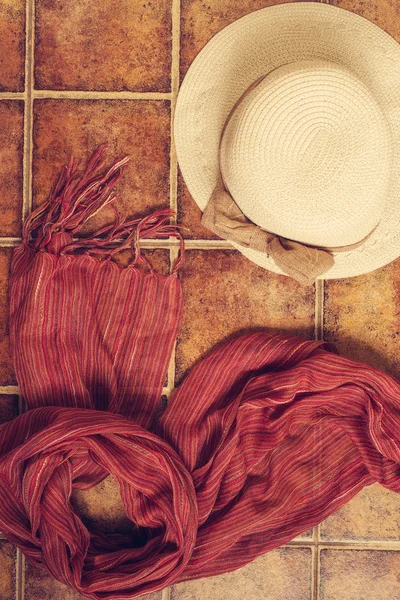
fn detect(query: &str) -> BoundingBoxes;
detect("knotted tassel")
[22,144,184,271]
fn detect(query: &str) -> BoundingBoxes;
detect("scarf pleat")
[1,149,400,599]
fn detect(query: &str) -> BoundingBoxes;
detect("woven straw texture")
[174,3,400,279]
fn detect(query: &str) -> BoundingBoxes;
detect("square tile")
[33,100,171,232]
[320,483,400,541]
[0,0,25,91]
[0,394,18,425]
[324,263,400,378]
[0,541,16,599]
[332,0,400,42]
[320,549,400,600]
[180,0,317,81]
[0,249,16,386]
[171,548,312,600]
[25,557,163,600]
[176,250,315,382]
[0,101,24,236]
[35,0,172,92]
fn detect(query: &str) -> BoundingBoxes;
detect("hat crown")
[220,60,391,248]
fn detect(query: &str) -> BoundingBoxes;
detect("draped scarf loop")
[1,148,400,599]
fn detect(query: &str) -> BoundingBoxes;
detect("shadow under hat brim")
[174,2,400,280]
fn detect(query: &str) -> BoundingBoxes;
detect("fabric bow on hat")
[202,183,334,286]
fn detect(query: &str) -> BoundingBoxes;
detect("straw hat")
[174,2,400,280]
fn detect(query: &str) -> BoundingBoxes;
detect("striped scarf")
[1,148,400,599]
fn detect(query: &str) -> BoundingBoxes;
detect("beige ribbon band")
[200,74,374,286]
[202,186,335,286]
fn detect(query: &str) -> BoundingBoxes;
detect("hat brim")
[174,3,400,279]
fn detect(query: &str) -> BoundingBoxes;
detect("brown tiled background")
[1,0,400,598]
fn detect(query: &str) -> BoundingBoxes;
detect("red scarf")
[1,148,400,599]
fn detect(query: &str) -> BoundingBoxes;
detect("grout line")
[22,0,34,223]
[313,524,320,545]
[4,91,172,101]
[316,523,321,544]
[169,0,181,218]
[318,541,400,550]
[292,534,315,546]
[162,587,172,600]
[284,539,400,550]
[0,93,25,100]
[0,385,21,395]
[284,542,316,549]
[33,90,172,100]
[0,238,22,247]
[20,552,25,600]
[0,237,235,250]
[15,549,24,600]
[165,0,182,402]
[155,239,234,250]
[286,539,316,547]
[18,392,27,415]
[311,546,320,600]
[314,279,325,341]
[170,0,181,105]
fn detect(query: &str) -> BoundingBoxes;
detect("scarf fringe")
[23,145,185,273]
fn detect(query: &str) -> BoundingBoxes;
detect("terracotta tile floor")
[1,0,400,598]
